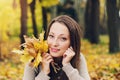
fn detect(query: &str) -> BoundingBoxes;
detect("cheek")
[61,42,70,50]
[60,44,70,55]
[47,39,51,47]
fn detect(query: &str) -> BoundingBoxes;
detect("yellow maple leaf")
[33,52,42,67]
[12,31,48,67]
[12,48,24,54]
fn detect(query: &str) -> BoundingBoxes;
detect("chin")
[51,55,60,58]
[50,53,62,58]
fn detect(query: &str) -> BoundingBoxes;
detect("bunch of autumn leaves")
[13,32,48,67]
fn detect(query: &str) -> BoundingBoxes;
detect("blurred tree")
[39,0,59,39]
[50,6,57,19]
[57,0,79,22]
[106,0,120,53]
[0,43,1,60]
[0,27,9,60]
[19,0,58,40]
[42,6,47,39]
[99,0,107,34]
[20,0,27,44]
[40,1,48,39]
[63,0,79,22]
[117,0,120,9]
[84,0,100,44]
[74,0,81,23]
[12,0,17,9]
[29,0,38,38]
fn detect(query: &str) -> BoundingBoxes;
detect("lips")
[50,48,59,52]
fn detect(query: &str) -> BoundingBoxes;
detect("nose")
[52,38,59,47]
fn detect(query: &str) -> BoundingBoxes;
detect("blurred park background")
[0,0,120,80]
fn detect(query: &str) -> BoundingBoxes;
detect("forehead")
[49,22,69,35]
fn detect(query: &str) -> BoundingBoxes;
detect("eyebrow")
[49,32,69,37]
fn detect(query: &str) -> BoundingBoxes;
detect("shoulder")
[79,53,88,68]
[25,62,41,76]
[79,53,90,80]
[80,53,86,61]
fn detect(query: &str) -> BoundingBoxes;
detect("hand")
[41,53,53,75]
[62,47,75,66]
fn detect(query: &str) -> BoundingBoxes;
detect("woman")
[23,15,90,80]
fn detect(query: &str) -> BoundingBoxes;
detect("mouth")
[50,48,60,52]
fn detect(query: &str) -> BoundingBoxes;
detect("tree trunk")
[50,6,57,19]
[42,7,47,39]
[74,0,81,24]
[0,43,2,60]
[106,0,120,53]
[30,0,38,38]
[84,0,100,44]
[20,0,27,44]
[12,0,17,9]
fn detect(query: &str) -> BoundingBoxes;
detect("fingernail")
[63,54,67,58]
[70,46,73,50]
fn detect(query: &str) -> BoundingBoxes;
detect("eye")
[60,37,67,41]
[48,34,54,39]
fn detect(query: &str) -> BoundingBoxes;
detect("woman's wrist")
[62,62,70,67]
[62,63,74,75]
[41,69,50,75]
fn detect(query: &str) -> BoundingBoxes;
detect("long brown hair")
[46,15,82,79]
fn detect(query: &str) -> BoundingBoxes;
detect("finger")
[42,53,49,58]
[46,55,53,60]
[63,54,67,58]
[68,47,74,53]
[42,52,46,57]
[68,48,75,56]
[26,48,36,57]
[64,49,75,57]
[63,50,69,58]
[47,57,54,63]
[70,46,73,50]
[42,55,53,64]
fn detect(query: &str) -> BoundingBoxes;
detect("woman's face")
[47,22,70,58]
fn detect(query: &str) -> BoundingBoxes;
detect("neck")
[53,56,63,67]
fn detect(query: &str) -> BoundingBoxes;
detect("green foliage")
[117,0,120,9]
[41,0,59,7]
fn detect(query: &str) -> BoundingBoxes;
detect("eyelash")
[48,34,54,38]
[61,37,67,41]
[48,34,67,41]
